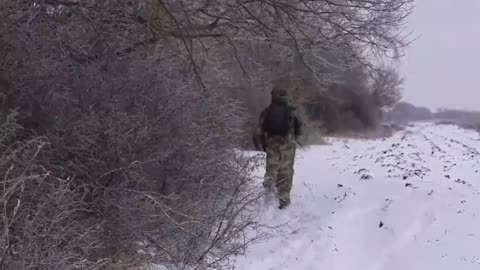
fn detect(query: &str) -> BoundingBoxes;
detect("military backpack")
[262,102,296,138]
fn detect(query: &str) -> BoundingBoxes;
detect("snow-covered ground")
[234,123,480,270]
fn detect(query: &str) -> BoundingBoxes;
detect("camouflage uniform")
[253,87,303,209]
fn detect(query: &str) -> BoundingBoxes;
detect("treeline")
[385,102,480,131]
[0,0,413,269]
[434,108,480,131]
[385,102,433,123]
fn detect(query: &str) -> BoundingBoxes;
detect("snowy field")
[234,123,480,270]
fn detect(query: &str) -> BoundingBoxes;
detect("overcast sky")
[399,0,480,111]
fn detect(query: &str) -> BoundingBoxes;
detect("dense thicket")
[0,0,413,269]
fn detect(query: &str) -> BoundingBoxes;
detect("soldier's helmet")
[271,86,289,104]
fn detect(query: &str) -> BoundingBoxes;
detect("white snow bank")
[234,123,480,270]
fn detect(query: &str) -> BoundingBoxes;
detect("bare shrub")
[0,0,415,268]
[0,1,265,269]
[0,113,103,269]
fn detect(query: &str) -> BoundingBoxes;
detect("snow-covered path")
[234,123,480,270]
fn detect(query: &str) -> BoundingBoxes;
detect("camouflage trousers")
[263,136,297,204]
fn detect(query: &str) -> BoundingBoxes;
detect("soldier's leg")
[275,142,296,208]
[263,144,281,193]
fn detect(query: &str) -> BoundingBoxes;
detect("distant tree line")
[384,102,433,123]
[385,102,480,131]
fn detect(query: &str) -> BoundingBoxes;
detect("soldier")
[253,86,303,209]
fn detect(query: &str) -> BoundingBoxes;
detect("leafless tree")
[137,0,415,136]
[371,65,405,108]
[139,0,415,75]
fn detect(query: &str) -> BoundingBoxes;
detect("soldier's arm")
[293,111,304,139]
[253,108,267,151]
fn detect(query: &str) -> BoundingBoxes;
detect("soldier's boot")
[276,178,291,210]
[278,198,290,210]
